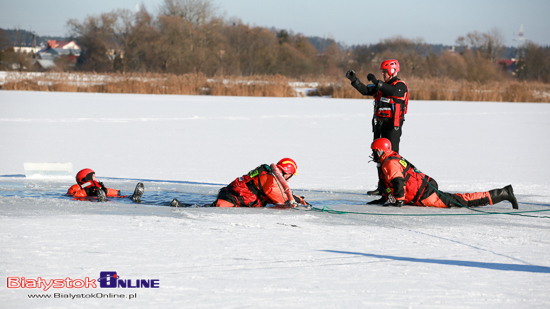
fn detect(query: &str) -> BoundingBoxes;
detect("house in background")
[38,40,81,60]
[11,40,81,57]
[45,40,80,50]
[13,46,43,53]
[35,40,81,69]
[497,58,518,75]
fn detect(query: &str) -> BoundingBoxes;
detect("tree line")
[1,0,549,84]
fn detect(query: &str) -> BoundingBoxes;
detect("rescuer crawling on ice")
[169,158,311,209]
[368,138,519,209]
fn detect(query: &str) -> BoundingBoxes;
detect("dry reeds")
[1,71,549,102]
[405,76,550,103]
[208,75,295,97]
[1,72,210,95]
[1,72,297,97]
[315,76,550,103]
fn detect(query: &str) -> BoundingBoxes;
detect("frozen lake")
[1,90,550,308]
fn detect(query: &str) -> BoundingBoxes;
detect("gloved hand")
[291,195,312,210]
[98,181,108,194]
[384,200,403,207]
[367,73,378,85]
[345,70,357,83]
[293,195,308,205]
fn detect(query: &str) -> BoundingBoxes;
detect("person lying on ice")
[170,158,311,209]
[67,168,144,203]
[368,138,519,209]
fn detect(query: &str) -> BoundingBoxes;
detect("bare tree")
[456,28,505,61]
[159,0,218,26]
[111,8,139,72]
[125,6,160,72]
[516,41,550,82]
[12,27,31,50]
[68,12,118,71]
[483,27,506,62]
[375,36,429,76]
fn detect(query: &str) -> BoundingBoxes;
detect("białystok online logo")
[7,271,159,291]
[97,271,159,288]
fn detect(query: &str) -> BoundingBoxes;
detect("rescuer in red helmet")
[368,138,519,209]
[170,158,311,209]
[67,168,144,203]
[346,59,409,196]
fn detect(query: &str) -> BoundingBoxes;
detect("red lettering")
[64,277,73,288]
[73,279,84,288]
[85,277,97,288]
[7,277,20,288]
[53,279,65,288]
[26,279,38,288]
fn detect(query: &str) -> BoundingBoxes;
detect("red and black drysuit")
[214,164,305,208]
[67,178,122,201]
[351,76,408,191]
[379,150,501,208]
[351,76,408,152]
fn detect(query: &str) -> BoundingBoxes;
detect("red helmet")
[76,168,99,188]
[380,59,400,76]
[371,138,392,161]
[277,158,297,176]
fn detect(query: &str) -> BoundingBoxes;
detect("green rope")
[305,205,550,218]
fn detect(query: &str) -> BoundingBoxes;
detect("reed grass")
[2,71,549,102]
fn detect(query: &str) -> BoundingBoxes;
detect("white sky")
[0,0,548,47]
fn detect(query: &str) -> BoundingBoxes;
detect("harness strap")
[226,186,247,206]
[223,164,273,207]
[385,155,428,205]
[246,178,268,206]
[216,187,239,206]
[410,176,430,205]
[403,164,412,183]
[398,156,427,204]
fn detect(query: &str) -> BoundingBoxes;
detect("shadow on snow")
[323,250,550,274]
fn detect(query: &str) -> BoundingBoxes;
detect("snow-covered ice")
[1,90,550,308]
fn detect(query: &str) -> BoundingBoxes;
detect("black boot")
[489,185,518,209]
[131,182,144,203]
[368,183,387,196]
[368,166,385,196]
[367,189,381,196]
[170,198,182,207]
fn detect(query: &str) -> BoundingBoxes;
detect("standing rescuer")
[369,138,519,209]
[346,59,408,196]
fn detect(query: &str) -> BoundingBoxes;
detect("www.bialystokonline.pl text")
[27,293,138,300]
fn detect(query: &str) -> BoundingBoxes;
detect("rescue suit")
[67,182,121,199]
[215,164,305,208]
[67,182,123,197]
[66,168,122,200]
[351,76,408,153]
[378,150,517,208]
